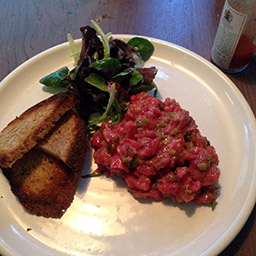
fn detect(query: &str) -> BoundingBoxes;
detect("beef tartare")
[91,92,220,204]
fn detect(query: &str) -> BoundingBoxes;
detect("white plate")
[0,35,256,256]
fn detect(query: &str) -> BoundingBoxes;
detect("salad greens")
[129,69,143,87]
[88,82,117,130]
[39,20,158,133]
[128,37,154,62]
[84,73,109,92]
[90,19,110,58]
[67,33,80,65]
[39,67,69,87]
[89,57,121,69]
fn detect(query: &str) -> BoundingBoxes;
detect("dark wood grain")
[1,0,256,255]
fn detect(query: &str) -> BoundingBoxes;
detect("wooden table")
[0,0,255,255]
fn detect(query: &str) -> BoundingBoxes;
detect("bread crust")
[0,92,78,168]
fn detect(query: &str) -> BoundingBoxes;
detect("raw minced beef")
[91,92,220,204]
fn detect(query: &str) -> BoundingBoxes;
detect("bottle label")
[211,0,248,69]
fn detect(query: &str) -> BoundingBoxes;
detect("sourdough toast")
[0,92,78,168]
[3,149,81,218]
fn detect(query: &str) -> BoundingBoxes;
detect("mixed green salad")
[40,20,158,132]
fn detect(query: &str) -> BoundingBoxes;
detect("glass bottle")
[211,0,256,73]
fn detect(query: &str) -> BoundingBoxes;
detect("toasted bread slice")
[37,109,87,172]
[0,92,78,168]
[3,148,80,218]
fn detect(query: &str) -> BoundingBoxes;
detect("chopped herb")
[122,156,133,163]
[157,133,165,139]
[211,199,217,210]
[172,128,179,134]
[141,117,149,125]
[185,141,194,149]
[135,121,141,128]
[197,163,207,171]
[207,155,214,165]
[136,117,149,128]
[186,189,192,194]
[81,170,104,178]
[169,149,176,155]
[168,112,174,118]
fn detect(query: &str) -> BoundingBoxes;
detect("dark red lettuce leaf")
[77,26,104,66]
[110,39,142,66]
[136,67,158,85]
